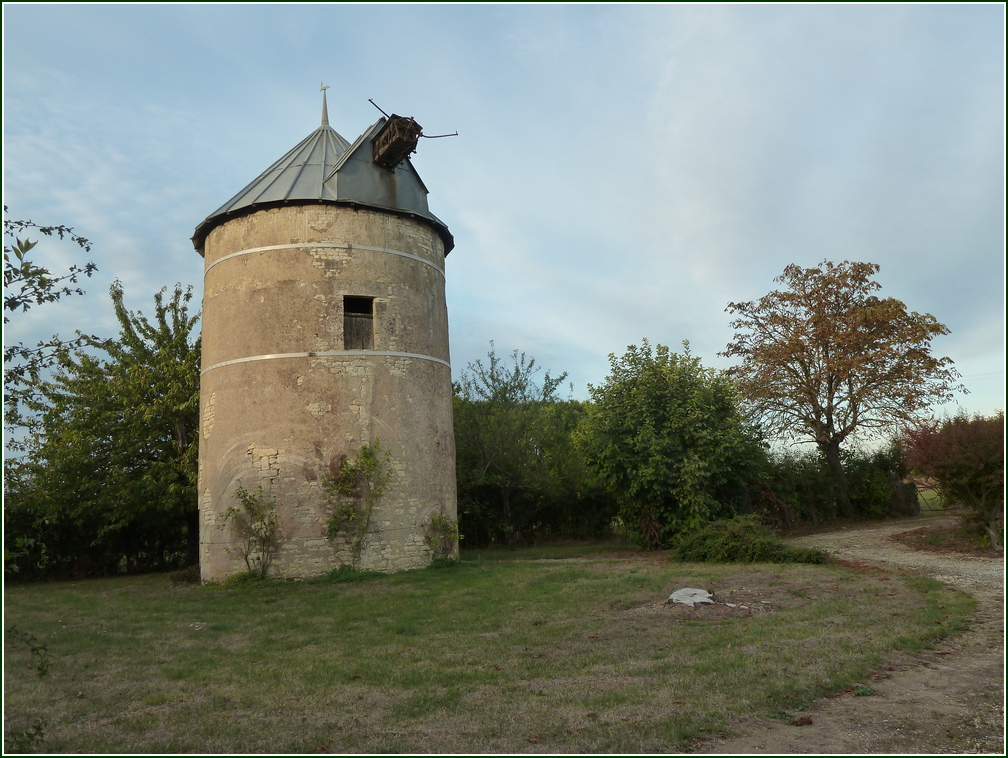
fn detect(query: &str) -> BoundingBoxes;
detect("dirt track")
[695,515,1005,755]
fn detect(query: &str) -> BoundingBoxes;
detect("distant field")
[4,547,974,753]
[917,488,946,512]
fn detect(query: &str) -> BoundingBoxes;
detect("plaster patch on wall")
[306,401,331,419]
[247,444,281,489]
[309,246,352,271]
[388,356,411,378]
[202,392,216,439]
[291,499,319,523]
[201,489,215,526]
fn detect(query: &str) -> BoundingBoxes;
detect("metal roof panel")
[193,94,452,254]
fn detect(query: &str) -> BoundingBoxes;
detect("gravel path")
[696,514,1005,754]
[788,515,1004,603]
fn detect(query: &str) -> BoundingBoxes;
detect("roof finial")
[320,82,331,127]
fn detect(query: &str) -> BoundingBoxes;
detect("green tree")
[531,399,618,541]
[722,260,964,518]
[3,207,97,433]
[453,343,570,546]
[580,340,764,548]
[4,281,201,576]
[902,412,1004,548]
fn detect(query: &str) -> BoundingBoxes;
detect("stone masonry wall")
[198,204,457,581]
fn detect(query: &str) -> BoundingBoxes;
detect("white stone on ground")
[669,588,714,607]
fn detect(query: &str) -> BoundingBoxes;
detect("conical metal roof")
[207,116,351,214]
[193,92,453,254]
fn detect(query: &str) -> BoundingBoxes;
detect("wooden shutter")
[344,297,374,350]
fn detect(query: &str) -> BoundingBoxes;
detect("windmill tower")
[192,90,457,581]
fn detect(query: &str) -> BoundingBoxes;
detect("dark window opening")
[344,296,374,350]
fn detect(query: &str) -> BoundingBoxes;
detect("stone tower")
[192,92,457,581]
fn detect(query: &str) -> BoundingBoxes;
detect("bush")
[846,441,918,520]
[425,512,461,559]
[674,515,828,564]
[903,412,1004,549]
[169,565,201,585]
[454,360,618,549]
[757,444,918,526]
[757,450,835,525]
[221,486,280,579]
[323,440,392,569]
[581,340,766,549]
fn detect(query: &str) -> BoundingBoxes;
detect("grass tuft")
[312,565,384,584]
[430,556,461,570]
[218,571,270,589]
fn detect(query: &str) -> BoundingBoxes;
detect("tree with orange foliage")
[722,260,964,518]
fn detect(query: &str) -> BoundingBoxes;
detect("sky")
[3,2,1005,440]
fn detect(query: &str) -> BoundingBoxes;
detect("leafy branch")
[324,440,392,570]
[221,486,281,579]
[3,207,96,320]
[425,512,461,560]
[3,207,98,433]
[4,624,50,752]
[6,625,50,678]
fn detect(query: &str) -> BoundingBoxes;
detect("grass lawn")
[3,547,975,753]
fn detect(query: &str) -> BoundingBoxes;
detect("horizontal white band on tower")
[201,349,451,376]
[203,242,445,278]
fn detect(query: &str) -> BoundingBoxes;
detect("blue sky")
[3,3,1005,438]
